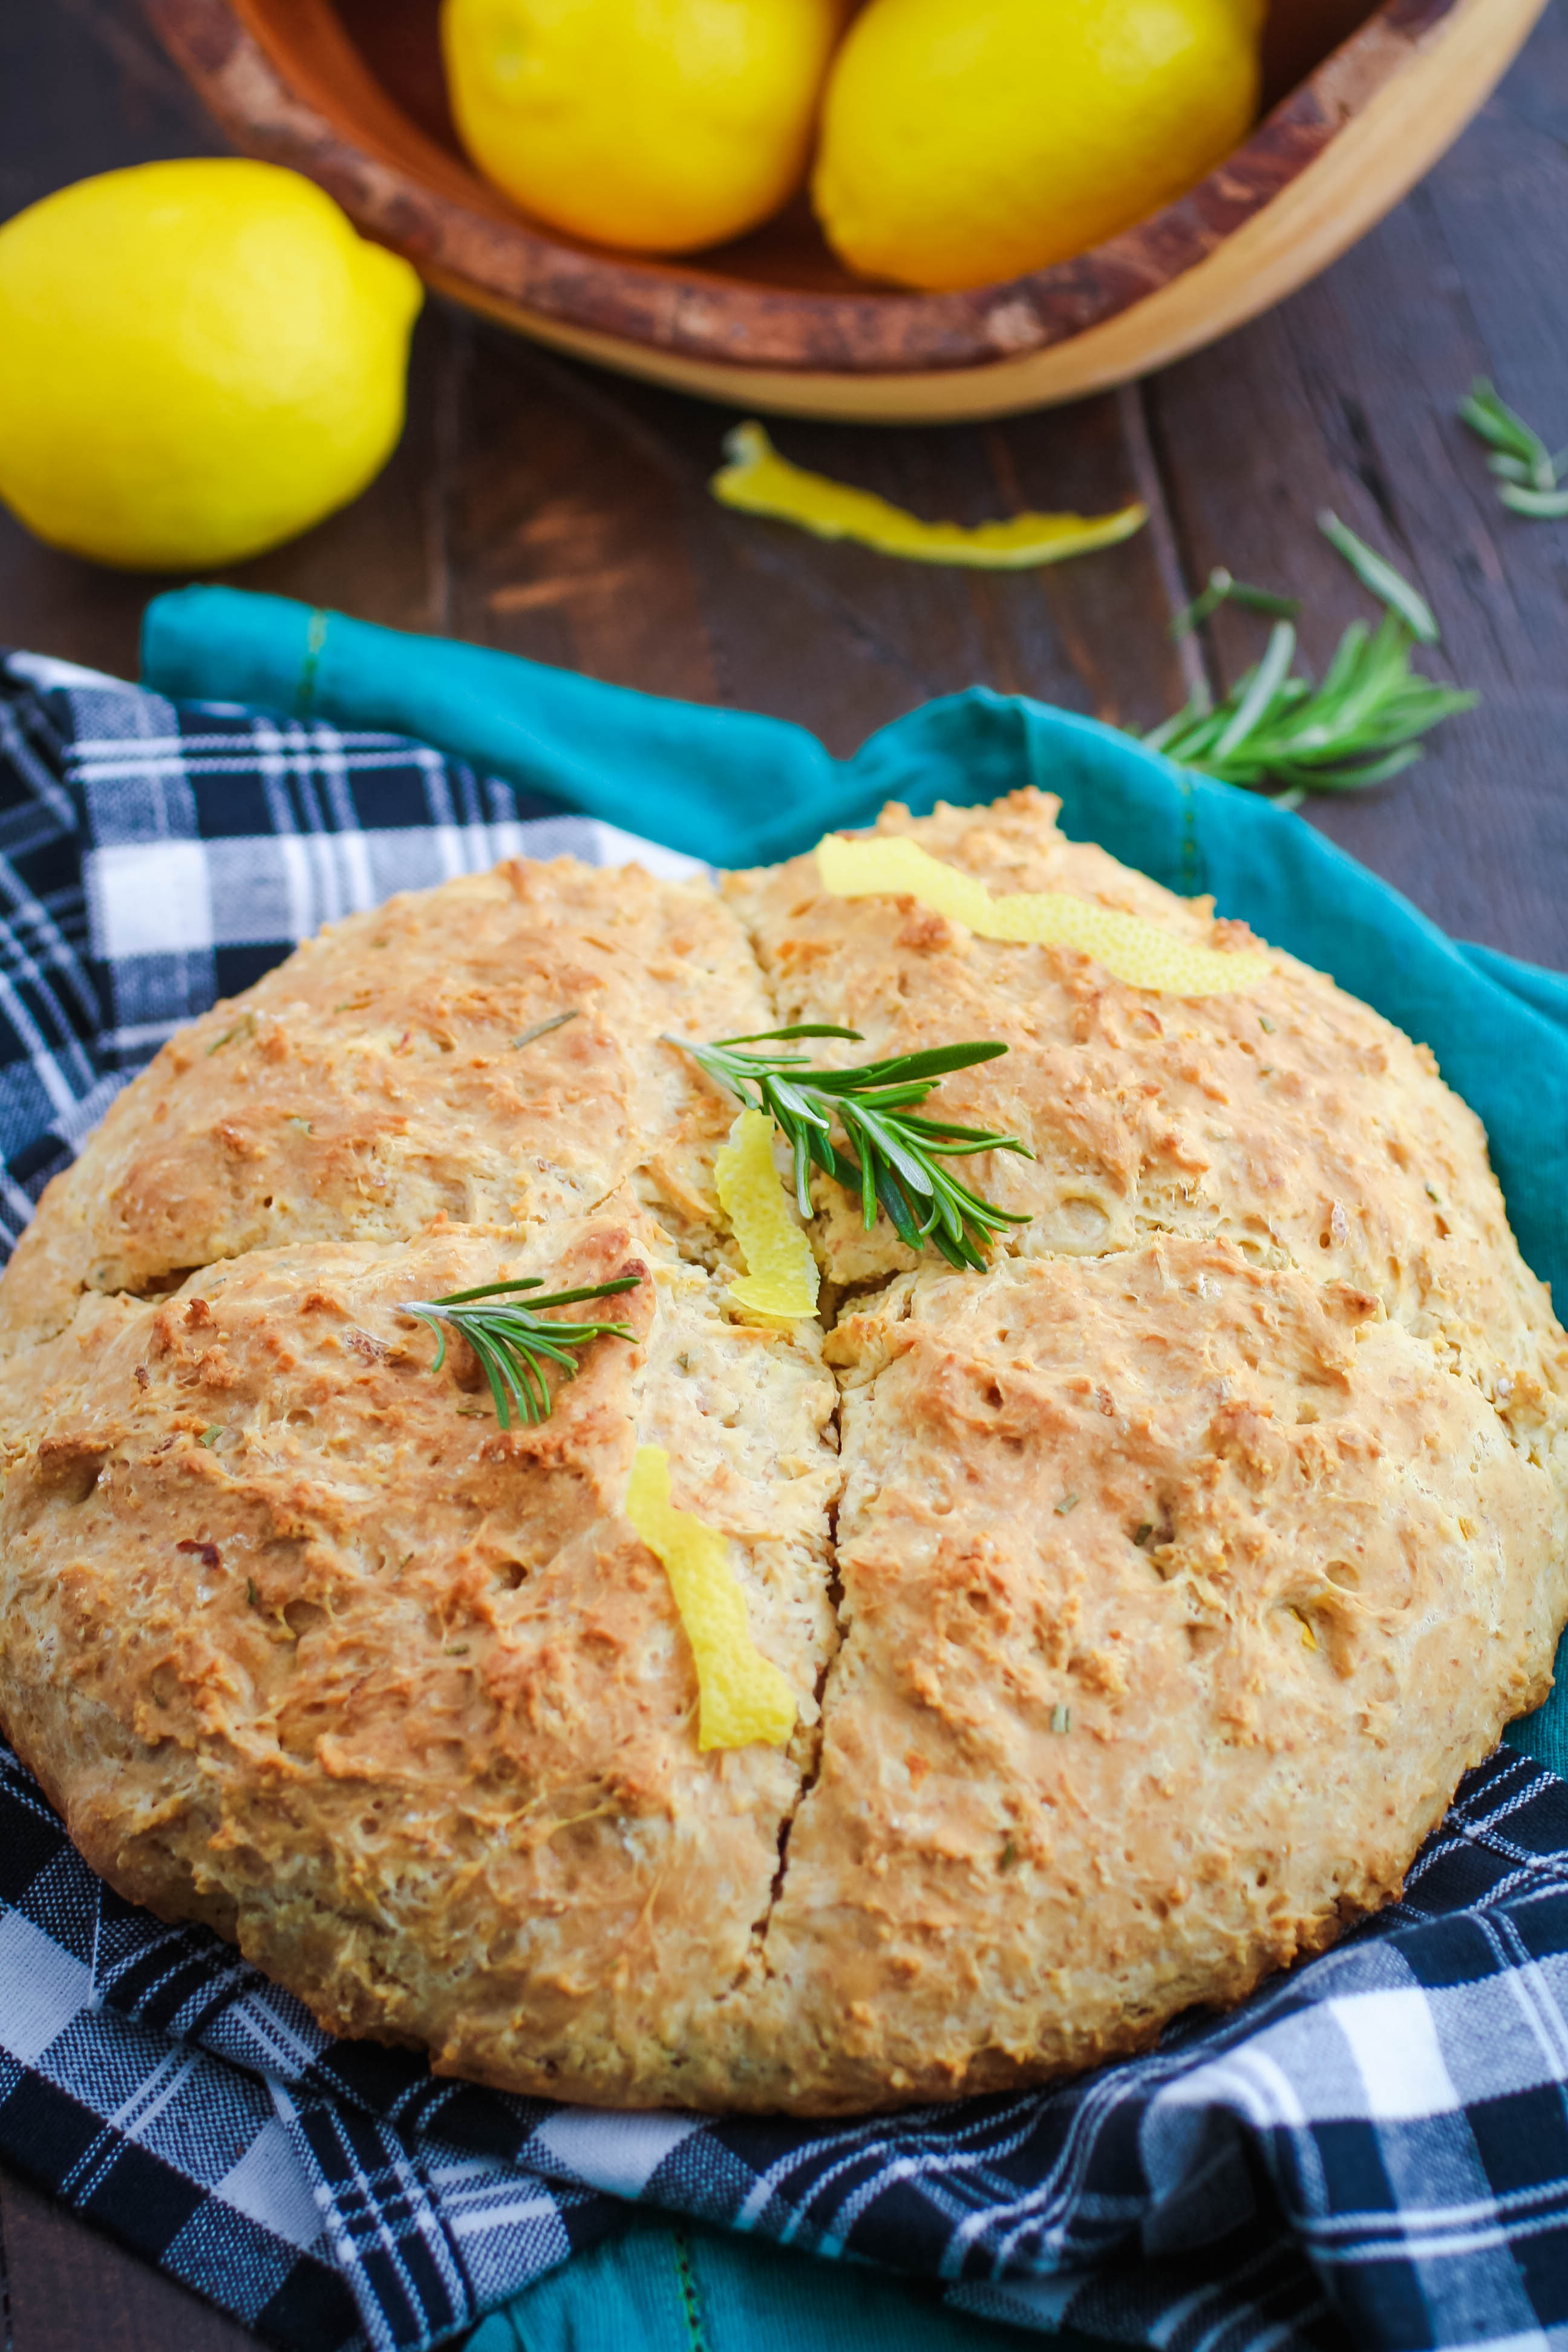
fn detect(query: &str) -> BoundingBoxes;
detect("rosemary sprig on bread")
[402,1273,640,1428]
[671,1024,1030,1271]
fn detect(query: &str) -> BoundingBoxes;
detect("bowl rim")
[145,0,1461,376]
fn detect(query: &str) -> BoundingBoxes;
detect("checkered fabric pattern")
[3,648,1568,2352]
[0,651,704,1252]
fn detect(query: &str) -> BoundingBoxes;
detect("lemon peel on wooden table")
[714,1108,820,1322]
[626,1445,798,1753]
[816,833,1272,996]
[711,423,1147,570]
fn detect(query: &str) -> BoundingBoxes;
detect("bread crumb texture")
[1,795,1564,2114]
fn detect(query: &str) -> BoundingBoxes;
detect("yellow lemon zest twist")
[713,423,1146,571]
[816,833,1270,998]
[626,1446,797,1753]
[714,1108,820,1322]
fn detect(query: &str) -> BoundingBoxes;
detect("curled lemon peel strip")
[712,422,1148,572]
[626,1445,797,1754]
[714,1108,820,1322]
[815,834,1271,998]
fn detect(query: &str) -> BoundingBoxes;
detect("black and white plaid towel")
[2,648,1568,2352]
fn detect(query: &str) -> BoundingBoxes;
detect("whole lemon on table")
[0,160,423,573]
[442,0,844,253]
[814,0,1263,292]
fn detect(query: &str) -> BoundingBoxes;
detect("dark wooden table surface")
[1,2,1566,2345]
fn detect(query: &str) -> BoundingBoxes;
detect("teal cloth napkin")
[465,2215,1063,2352]
[141,585,1568,2350]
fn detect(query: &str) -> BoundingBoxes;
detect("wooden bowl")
[146,0,1546,422]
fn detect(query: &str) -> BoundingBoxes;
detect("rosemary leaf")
[1214,619,1298,762]
[1457,379,1567,518]
[511,1008,581,1050]
[1458,379,1556,490]
[1171,566,1300,639]
[1318,512,1440,644]
[669,1027,1031,1272]
[403,1273,640,1429]
[1498,483,1568,520]
[207,1011,256,1056]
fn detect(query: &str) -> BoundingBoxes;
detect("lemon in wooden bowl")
[813,0,1264,292]
[441,0,844,255]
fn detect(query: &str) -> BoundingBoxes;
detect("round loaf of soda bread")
[1,790,1563,2114]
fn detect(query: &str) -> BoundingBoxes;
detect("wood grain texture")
[0,2,1564,2337]
[1144,2,1568,961]
[137,0,1535,406]
[0,2165,262,2352]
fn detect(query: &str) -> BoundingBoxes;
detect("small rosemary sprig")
[1145,610,1475,797]
[670,1025,1031,1272]
[402,1273,640,1429]
[1457,378,1568,519]
[1146,517,1474,797]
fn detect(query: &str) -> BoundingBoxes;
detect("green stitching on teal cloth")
[1178,771,1201,899]
[296,607,332,716]
[671,2229,708,2352]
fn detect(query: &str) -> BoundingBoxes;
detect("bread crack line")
[688,950,859,1971]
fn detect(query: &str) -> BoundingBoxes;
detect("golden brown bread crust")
[0,857,770,1350]
[1,797,1564,2112]
[0,1210,839,2100]
[741,1240,1559,2109]
[723,798,1564,1420]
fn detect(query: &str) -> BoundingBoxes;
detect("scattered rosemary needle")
[668,1025,1031,1272]
[1171,567,1300,639]
[1317,512,1440,644]
[1457,378,1568,519]
[207,1011,256,1056]
[511,1008,581,1051]
[402,1273,640,1429]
